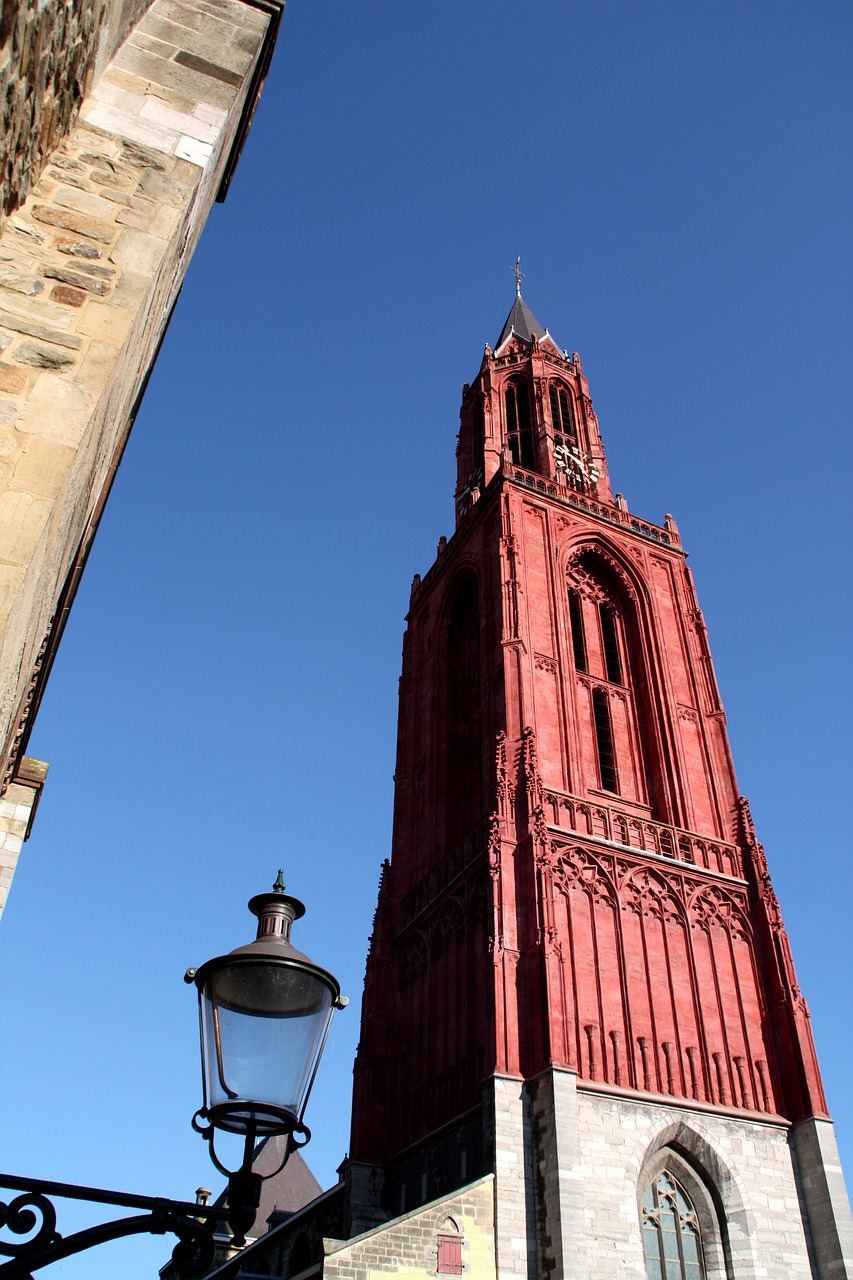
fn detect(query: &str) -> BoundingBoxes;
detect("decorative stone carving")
[621,868,682,922]
[432,899,464,958]
[566,543,638,604]
[553,847,617,909]
[689,885,749,939]
[399,933,428,991]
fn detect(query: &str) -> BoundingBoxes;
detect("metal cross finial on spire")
[513,256,524,295]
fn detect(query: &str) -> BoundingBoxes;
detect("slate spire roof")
[495,282,550,348]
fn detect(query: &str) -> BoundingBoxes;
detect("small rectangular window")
[436,1235,463,1275]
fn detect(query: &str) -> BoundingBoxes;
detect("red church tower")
[344,284,852,1278]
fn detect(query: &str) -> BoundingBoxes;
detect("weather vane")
[513,256,524,295]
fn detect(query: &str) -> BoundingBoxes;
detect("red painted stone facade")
[349,298,827,1174]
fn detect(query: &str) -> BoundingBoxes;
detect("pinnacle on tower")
[495,290,548,347]
[495,257,556,349]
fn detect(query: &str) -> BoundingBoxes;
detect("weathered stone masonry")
[0,0,282,917]
[0,0,152,227]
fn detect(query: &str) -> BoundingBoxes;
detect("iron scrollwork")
[0,1174,221,1278]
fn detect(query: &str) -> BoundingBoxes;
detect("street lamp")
[0,874,344,1277]
[186,871,347,1247]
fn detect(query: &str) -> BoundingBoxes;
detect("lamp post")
[0,874,345,1277]
[186,871,347,1247]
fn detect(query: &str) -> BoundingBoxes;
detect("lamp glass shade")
[200,957,335,1135]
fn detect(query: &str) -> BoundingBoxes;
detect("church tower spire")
[455,282,611,525]
[344,290,852,1277]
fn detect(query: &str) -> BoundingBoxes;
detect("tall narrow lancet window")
[505,380,534,470]
[445,580,484,849]
[599,603,623,685]
[642,1171,706,1280]
[569,590,587,672]
[592,687,618,793]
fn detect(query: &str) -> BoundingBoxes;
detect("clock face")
[457,467,484,516]
[555,442,600,488]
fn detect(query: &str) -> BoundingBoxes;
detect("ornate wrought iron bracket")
[0,1173,224,1278]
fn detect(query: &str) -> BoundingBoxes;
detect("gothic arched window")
[505,379,534,469]
[567,550,658,808]
[642,1170,706,1280]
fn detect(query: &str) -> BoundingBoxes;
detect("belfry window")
[505,380,534,469]
[549,383,576,449]
[592,688,618,793]
[599,603,623,685]
[642,1171,706,1280]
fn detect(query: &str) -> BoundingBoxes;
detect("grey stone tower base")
[484,1069,852,1280]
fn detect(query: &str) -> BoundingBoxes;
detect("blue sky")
[1,3,851,1276]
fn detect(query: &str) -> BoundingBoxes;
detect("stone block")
[74,339,119,396]
[111,269,151,309]
[12,342,76,370]
[50,285,87,307]
[31,203,116,244]
[0,563,26,624]
[109,227,170,276]
[129,31,179,59]
[55,238,103,260]
[136,167,195,206]
[193,101,228,127]
[91,170,134,191]
[173,48,244,87]
[80,101,181,157]
[43,264,113,296]
[175,135,212,166]
[119,141,169,172]
[0,365,28,395]
[140,12,253,76]
[6,221,47,248]
[18,373,92,446]
[88,79,148,119]
[55,186,118,220]
[100,66,154,98]
[112,43,242,110]
[0,490,52,566]
[98,189,156,213]
[6,437,76,501]
[148,203,181,240]
[115,207,150,229]
[0,309,81,349]
[77,301,135,343]
[139,95,219,142]
[0,292,76,329]
[0,274,45,297]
